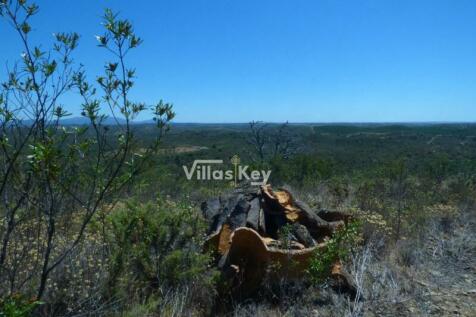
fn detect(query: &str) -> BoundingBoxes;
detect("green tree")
[0,1,174,299]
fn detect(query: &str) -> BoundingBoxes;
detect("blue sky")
[1,0,475,122]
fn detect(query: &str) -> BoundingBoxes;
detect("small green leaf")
[107,63,118,72]
[44,60,57,76]
[33,46,43,58]
[27,4,39,16]
[21,22,31,34]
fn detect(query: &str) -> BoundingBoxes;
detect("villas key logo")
[182,155,271,186]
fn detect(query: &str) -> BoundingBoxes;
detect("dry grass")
[215,204,475,317]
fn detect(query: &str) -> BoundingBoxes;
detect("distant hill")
[59,117,127,125]
[21,117,143,126]
[18,117,476,127]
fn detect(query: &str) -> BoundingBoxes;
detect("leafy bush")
[308,220,361,283]
[0,294,43,317]
[107,199,218,306]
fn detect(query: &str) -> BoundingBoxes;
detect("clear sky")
[1,0,475,123]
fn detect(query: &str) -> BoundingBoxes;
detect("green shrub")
[308,220,361,283]
[277,223,294,249]
[0,294,43,317]
[107,199,218,304]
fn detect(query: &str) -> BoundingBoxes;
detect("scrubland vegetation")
[1,1,475,316]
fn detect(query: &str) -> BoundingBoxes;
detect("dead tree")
[247,121,268,162]
[271,121,293,159]
[247,121,293,162]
